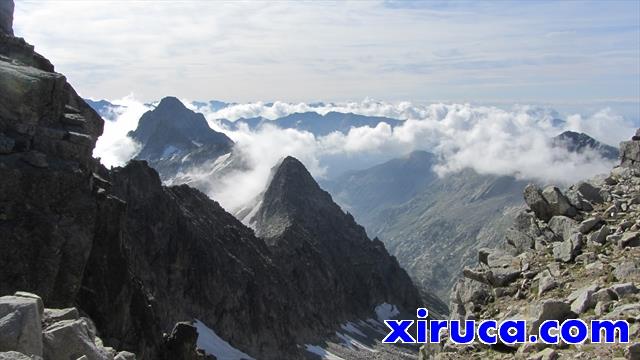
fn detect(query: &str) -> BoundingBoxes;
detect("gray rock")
[529,299,573,334]
[566,189,593,211]
[614,261,640,282]
[524,184,553,222]
[578,216,604,234]
[12,293,43,317]
[606,303,640,320]
[537,270,557,296]
[0,296,42,357]
[552,233,582,263]
[43,319,110,360]
[570,284,599,314]
[619,231,640,248]
[548,216,578,241]
[542,186,577,218]
[0,352,31,360]
[593,288,617,303]
[626,342,640,360]
[114,351,136,360]
[588,225,610,244]
[609,283,638,299]
[43,308,79,324]
[595,301,613,316]
[620,138,640,168]
[576,181,604,204]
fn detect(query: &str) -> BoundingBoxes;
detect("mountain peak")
[254,156,334,238]
[155,96,186,111]
[552,130,619,160]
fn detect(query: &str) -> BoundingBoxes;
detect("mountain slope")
[324,151,528,299]
[128,96,233,180]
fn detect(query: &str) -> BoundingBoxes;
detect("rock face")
[0,0,12,36]
[128,96,233,181]
[0,7,423,360]
[425,130,640,359]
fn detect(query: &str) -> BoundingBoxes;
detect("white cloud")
[92,95,149,168]
[92,97,634,212]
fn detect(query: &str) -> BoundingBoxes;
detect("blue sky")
[12,0,640,112]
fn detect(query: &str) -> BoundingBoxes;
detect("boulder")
[578,216,604,234]
[529,348,558,360]
[614,262,640,282]
[609,283,638,299]
[0,296,42,357]
[12,293,43,317]
[566,189,593,211]
[626,343,640,360]
[529,299,573,335]
[537,270,557,296]
[592,288,617,303]
[588,225,610,244]
[43,319,110,360]
[569,284,599,314]
[548,216,578,242]
[542,186,577,218]
[619,232,640,248]
[620,137,640,169]
[576,181,604,204]
[524,184,553,222]
[552,233,582,263]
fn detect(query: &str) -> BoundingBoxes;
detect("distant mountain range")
[220,111,402,136]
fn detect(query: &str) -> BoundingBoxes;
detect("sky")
[12,0,640,107]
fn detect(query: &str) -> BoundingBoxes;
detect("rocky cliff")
[422,130,640,359]
[0,3,423,358]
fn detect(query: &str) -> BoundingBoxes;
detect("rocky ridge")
[421,130,640,359]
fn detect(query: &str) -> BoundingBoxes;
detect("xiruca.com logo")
[382,309,630,345]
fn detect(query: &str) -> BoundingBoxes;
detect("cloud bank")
[92,95,150,168]
[94,98,635,212]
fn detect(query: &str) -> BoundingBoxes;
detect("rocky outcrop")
[0,0,13,36]
[0,291,132,360]
[424,130,640,359]
[621,129,640,168]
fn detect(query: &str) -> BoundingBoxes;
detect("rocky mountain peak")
[0,0,13,36]
[552,130,619,160]
[127,96,233,180]
[255,156,343,238]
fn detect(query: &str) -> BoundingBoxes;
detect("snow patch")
[304,345,345,360]
[374,303,399,322]
[194,319,254,360]
[335,332,377,352]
